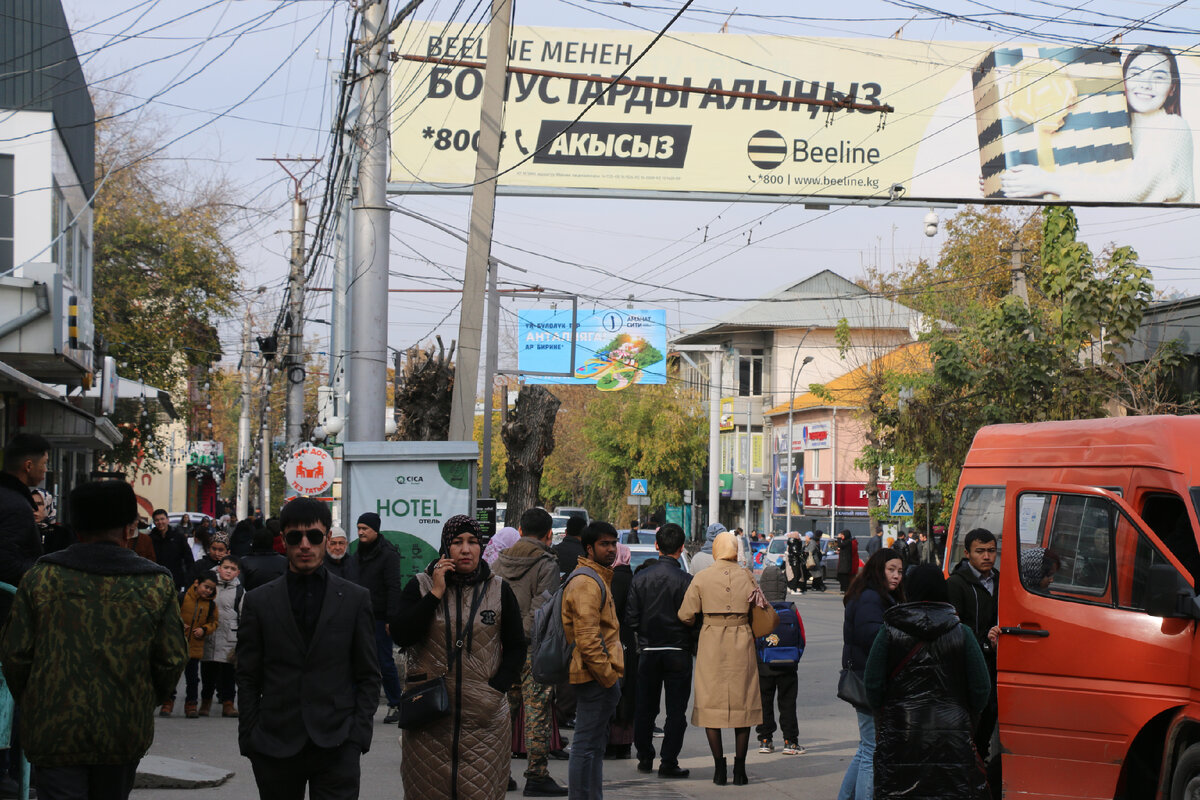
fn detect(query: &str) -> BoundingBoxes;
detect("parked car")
[168,512,212,531]
[549,515,572,543]
[554,506,590,524]
[625,543,691,574]
[496,502,507,526]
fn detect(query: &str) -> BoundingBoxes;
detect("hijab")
[614,542,632,567]
[439,514,487,586]
[702,522,726,554]
[713,530,739,562]
[482,526,520,564]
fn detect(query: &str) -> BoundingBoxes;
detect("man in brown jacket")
[562,521,623,800]
[493,508,568,797]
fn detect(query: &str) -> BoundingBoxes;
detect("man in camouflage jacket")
[0,480,187,798]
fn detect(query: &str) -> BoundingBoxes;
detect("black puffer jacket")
[354,536,403,621]
[865,602,991,800]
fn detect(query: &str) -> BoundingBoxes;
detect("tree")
[394,338,455,441]
[501,385,562,516]
[92,104,241,469]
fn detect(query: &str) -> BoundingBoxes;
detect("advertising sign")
[802,422,831,450]
[720,398,736,431]
[283,445,333,496]
[344,442,477,584]
[187,441,225,478]
[803,482,891,509]
[391,25,1200,207]
[517,308,666,389]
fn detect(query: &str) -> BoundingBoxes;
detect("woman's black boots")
[713,757,728,785]
[732,757,749,785]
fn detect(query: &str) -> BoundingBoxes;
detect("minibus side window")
[953,486,1006,569]
[1142,492,1199,586]
[1016,493,1112,603]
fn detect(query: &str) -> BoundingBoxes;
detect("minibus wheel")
[1171,743,1200,800]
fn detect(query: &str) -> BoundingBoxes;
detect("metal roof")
[672,269,925,343]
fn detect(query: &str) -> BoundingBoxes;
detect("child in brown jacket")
[179,572,219,718]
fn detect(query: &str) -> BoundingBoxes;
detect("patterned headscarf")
[440,514,486,585]
[482,526,520,564]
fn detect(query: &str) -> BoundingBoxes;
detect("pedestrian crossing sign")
[890,490,915,517]
[630,478,649,496]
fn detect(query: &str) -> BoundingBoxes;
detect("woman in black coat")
[865,564,991,800]
[836,531,855,592]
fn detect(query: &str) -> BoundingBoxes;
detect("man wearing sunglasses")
[236,497,381,799]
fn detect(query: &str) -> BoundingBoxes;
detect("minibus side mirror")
[1145,564,1199,619]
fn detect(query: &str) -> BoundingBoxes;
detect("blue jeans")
[375,620,403,707]
[568,680,621,800]
[837,708,875,800]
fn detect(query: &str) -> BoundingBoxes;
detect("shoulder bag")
[397,582,485,730]
[837,667,870,710]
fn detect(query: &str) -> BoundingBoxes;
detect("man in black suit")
[235,497,381,799]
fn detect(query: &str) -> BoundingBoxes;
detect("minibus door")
[998,483,1195,800]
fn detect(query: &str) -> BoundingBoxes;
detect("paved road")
[133,589,858,798]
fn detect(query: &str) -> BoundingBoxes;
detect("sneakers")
[383,706,400,724]
[758,738,774,754]
[522,775,568,797]
[652,725,664,737]
[781,740,806,755]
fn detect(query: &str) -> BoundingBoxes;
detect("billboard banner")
[517,308,666,389]
[390,25,1200,206]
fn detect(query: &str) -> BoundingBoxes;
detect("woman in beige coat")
[678,531,764,786]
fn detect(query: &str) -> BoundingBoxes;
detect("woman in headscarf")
[1019,547,1061,593]
[678,530,768,785]
[482,526,520,565]
[689,522,726,573]
[392,515,527,800]
[606,542,637,758]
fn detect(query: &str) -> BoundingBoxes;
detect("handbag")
[806,553,818,569]
[837,668,870,710]
[397,676,449,730]
[749,601,779,638]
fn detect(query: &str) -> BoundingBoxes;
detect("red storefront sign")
[802,481,890,509]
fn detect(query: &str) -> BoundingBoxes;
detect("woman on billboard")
[1001,45,1194,203]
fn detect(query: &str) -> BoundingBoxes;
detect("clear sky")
[59,0,1200,370]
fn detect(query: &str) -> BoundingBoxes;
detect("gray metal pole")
[259,376,271,516]
[285,195,307,457]
[237,308,252,520]
[482,258,499,497]
[707,351,721,530]
[348,0,390,443]
[332,196,350,423]
[448,0,512,442]
[744,399,751,534]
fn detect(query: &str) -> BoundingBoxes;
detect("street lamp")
[785,354,815,534]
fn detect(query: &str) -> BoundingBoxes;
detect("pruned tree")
[501,385,561,517]
[394,337,456,440]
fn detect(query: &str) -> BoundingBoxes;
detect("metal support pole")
[259,373,272,517]
[348,0,390,443]
[237,309,252,520]
[707,351,721,530]
[448,0,512,442]
[332,196,351,422]
[830,406,837,536]
[1010,245,1028,306]
[285,195,308,455]
[482,260,500,496]
[744,399,751,534]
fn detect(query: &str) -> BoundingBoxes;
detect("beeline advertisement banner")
[390,25,1200,206]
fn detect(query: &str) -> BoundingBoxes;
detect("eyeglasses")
[284,528,326,546]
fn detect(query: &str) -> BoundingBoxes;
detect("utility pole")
[448,0,513,442]
[481,257,499,497]
[348,0,390,443]
[237,307,253,520]
[1009,245,1028,306]
[708,352,721,530]
[259,369,272,517]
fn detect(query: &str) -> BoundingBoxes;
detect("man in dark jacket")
[149,508,195,592]
[239,527,288,591]
[492,507,567,797]
[554,515,586,575]
[946,528,1000,764]
[352,512,404,724]
[0,434,48,622]
[625,523,694,779]
[864,529,883,560]
[0,480,187,798]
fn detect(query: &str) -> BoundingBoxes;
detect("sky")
[58,0,1200,374]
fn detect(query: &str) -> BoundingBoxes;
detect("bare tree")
[501,385,561,516]
[393,337,456,440]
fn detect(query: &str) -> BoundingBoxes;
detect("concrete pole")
[332,196,351,423]
[285,195,307,456]
[707,351,721,530]
[1010,246,1028,306]
[236,308,252,520]
[347,0,390,443]
[744,399,751,533]
[448,0,513,442]
[482,259,500,497]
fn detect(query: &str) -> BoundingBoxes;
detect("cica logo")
[395,475,425,485]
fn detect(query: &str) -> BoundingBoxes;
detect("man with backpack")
[624,523,695,779]
[561,522,623,800]
[755,600,806,756]
[493,508,568,797]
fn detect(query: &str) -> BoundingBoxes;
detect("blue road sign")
[890,490,915,517]
[630,478,649,496]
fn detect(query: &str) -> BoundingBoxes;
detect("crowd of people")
[0,433,1007,800]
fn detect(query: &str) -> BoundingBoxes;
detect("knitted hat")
[70,481,138,532]
[357,512,381,533]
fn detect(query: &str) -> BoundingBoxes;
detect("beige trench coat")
[678,533,762,729]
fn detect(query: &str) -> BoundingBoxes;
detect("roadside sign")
[626,495,650,506]
[914,462,941,489]
[631,478,649,496]
[890,490,915,517]
[284,445,334,496]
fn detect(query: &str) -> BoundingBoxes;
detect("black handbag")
[397,676,450,730]
[837,668,870,710]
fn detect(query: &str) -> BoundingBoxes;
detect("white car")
[625,543,692,574]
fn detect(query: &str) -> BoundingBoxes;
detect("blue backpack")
[755,601,805,667]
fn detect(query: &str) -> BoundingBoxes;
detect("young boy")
[193,534,229,581]
[200,556,242,717]
[755,600,806,756]
[180,572,219,719]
